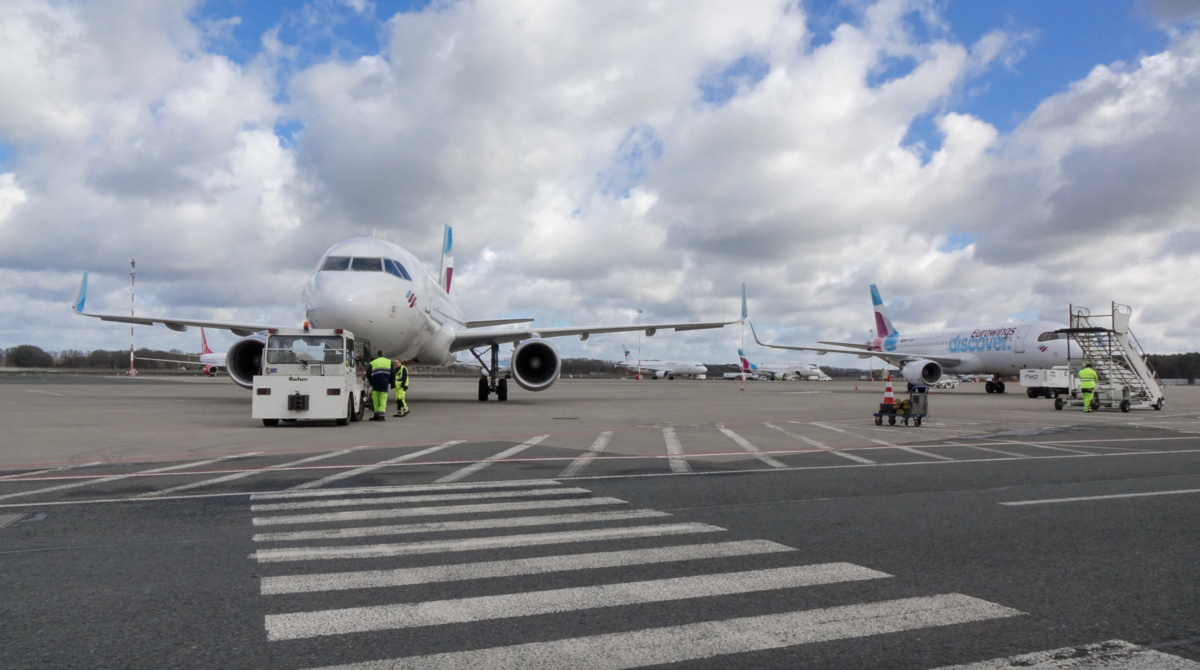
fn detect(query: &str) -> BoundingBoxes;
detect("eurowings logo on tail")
[737,348,756,372]
[870,284,897,337]
[439,225,454,293]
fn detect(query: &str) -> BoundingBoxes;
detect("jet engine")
[654,370,668,379]
[203,364,220,377]
[510,339,561,392]
[900,359,942,386]
[225,335,267,389]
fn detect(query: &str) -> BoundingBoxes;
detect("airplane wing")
[816,341,872,350]
[750,323,962,367]
[450,319,737,353]
[72,273,283,337]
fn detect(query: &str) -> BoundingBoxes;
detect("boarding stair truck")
[1052,303,1165,413]
[1020,367,1070,398]
[253,327,369,426]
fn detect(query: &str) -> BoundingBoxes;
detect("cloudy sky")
[2,0,1199,366]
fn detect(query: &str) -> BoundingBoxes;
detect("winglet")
[439,224,454,294]
[749,321,766,346]
[72,272,88,314]
[741,283,748,322]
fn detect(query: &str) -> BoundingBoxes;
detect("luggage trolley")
[874,386,930,427]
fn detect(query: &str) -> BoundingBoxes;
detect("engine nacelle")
[654,370,668,379]
[900,359,942,386]
[510,339,561,392]
[203,364,220,377]
[225,335,267,389]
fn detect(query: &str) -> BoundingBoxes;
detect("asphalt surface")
[1,376,1198,669]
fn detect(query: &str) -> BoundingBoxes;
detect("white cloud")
[1,0,1199,366]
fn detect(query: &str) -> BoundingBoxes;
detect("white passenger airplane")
[737,349,829,381]
[73,226,735,401]
[618,345,707,379]
[751,284,1079,393]
[135,328,226,376]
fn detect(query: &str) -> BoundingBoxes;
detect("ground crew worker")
[393,359,410,417]
[367,351,392,421]
[1078,363,1099,412]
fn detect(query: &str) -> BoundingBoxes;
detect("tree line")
[2,345,198,370]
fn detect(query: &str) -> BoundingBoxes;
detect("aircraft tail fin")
[439,225,454,293]
[200,328,213,355]
[737,348,755,372]
[870,284,897,337]
[72,272,88,314]
[622,344,631,363]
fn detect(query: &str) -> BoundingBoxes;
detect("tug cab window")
[351,257,384,272]
[321,256,351,271]
[385,259,412,280]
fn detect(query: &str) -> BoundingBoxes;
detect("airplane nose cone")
[304,272,391,332]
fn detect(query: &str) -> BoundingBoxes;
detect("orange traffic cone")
[854,383,858,390]
[882,374,894,405]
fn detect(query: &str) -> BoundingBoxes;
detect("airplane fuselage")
[303,238,462,365]
[866,321,1079,374]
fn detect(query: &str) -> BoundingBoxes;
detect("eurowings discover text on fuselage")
[73,226,735,396]
[751,284,1080,393]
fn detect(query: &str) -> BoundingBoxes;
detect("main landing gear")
[472,344,509,402]
[985,378,1007,394]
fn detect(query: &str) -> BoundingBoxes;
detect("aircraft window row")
[320,256,412,281]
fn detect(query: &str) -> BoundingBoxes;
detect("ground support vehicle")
[1020,367,1070,398]
[874,386,929,427]
[252,327,369,426]
[1052,303,1165,413]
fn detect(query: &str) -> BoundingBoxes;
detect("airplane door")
[1011,325,1031,353]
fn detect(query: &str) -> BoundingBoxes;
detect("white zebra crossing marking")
[264,563,892,640]
[250,487,592,512]
[433,436,548,483]
[252,479,560,501]
[253,509,670,543]
[0,461,103,481]
[928,639,1200,669]
[260,539,795,594]
[662,427,692,473]
[291,594,1021,669]
[717,426,786,468]
[764,423,876,464]
[811,422,954,461]
[290,441,463,490]
[252,496,628,526]
[0,453,262,502]
[559,432,614,478]
[250,523,724,562]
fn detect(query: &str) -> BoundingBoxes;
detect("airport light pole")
[128,259,137,377]
[636,309,642,381]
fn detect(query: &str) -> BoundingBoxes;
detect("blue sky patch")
[940,232,977,252]
[698,54,771,105]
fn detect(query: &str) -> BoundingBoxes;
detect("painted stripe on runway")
[260,539,793,594]
[928,639,1200,669]
[251,487,591,512]
[965,445,1031,459]
[764,423,876,464]
[1002,488,1200,506]
[717,426,786,468]
[290,442,463,490]
[0,462,103,481]
[433,436,548,484]
[142,447,371,497]
[812,422,955,461]
[296,594,1019,668]
[663,427,692,473]
[559,432,613,478]
[252,496,628,526]
[253,509,671,542]
[0,453,262,502]
[252,522,723,563]
[253,479,560,501]
[264,563,891,639]
[1006,441,1094,456]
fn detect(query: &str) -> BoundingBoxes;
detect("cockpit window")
[321,256,351,271]
[385,259,412,281]
[351,257,384,272]
[1037,331,1067,342]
